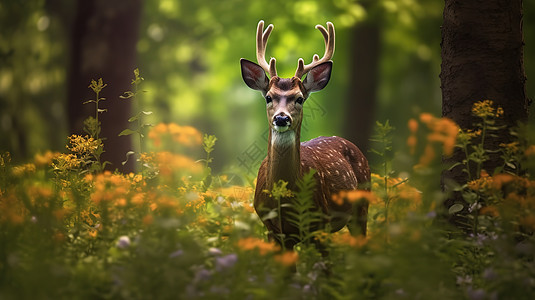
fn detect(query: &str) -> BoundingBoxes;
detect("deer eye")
[296,97,304,105]
[265,95,272,104]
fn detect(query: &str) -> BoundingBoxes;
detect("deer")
[240,20,370,251]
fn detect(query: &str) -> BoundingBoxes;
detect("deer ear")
[303,61,332,93]
[241,58,269,92]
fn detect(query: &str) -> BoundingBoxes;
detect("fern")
[286,169,322,246]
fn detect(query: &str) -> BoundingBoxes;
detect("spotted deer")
[240,21,370,250]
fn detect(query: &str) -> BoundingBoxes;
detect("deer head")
[240,21,335,135]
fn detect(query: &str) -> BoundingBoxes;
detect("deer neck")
[267,128,301,190]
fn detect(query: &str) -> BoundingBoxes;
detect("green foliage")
[286,169,322,245]
[119,68,152,168]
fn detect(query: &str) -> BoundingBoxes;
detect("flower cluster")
[331,190,378,206]
[408,113,458,167]
[86,171,131,206]
[148,123,203,148]
[237,237,280,255]
[472,99,504,119]
[66,135,100,155]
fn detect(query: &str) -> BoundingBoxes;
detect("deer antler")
[256,20,277,78]
[294,22,335,79]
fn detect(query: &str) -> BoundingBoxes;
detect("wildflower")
[407,135,417,155]
[237,237,280,255]
[0,192,26,224]
[472,100,497,118]
[156,151,203,176]
[142,214,153,225]
[168,123,203,146]
[12,163,36,176]
[148,123,203,148]
[53,153,81,170]
[169,249,184,258]
[332,232,367,248]
[491,173,515,190]
[408,118,418,133]
[274,251,299,266]
[480,206,499,217]
[332,190,378,206]
[525,145,535,157]
[117,236,131,249]
[34,151,60,167]
[208,247,223,256]
[66,135,100,154]
[215,254,238,272]
[89,171,131,205]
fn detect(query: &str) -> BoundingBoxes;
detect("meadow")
[1,75,534,299]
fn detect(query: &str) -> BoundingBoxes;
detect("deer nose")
[273,114,291,127]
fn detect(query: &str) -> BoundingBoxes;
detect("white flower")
[116,236,131,249]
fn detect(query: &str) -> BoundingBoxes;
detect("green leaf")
[128,115,139,122]
[261,210,278,221]
[121,151,135,165]
[448,203,464,215]
[119,129,137,136]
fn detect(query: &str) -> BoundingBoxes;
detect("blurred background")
[1,0,534,178]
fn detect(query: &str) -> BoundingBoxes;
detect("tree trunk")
[440,0,529,202]
[67,0,142,173]
[344,20,381,153]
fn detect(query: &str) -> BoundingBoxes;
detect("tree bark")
[344,20,381,153]
[440,0,529,202]
[67,0,142,173]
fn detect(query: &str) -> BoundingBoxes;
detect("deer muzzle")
[273,114,291,132]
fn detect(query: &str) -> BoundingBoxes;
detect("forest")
[1,0,535,299]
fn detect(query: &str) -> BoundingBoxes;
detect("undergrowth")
[0,73,534,299]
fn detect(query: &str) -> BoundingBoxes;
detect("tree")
[67,0,142,173]
[343,10,382,153]
[440,0,529,202]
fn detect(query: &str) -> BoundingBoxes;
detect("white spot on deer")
[358,162,362,167]
[335,170,339,176]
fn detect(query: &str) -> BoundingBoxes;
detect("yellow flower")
[472,100,504,119]
[66,135,100,154]
[12,163,36,176]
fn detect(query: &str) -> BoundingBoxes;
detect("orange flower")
[332,232,367,248]
[525,145,535,157]
[408,118,419,133]
[142,214,154,225]
[237,237,280,255]
[332,190,378,206]
[491,174,515,190]
[156,151,203,176]
[480,206,499,217]
[407,135,417,155]
[274,251,298,266]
